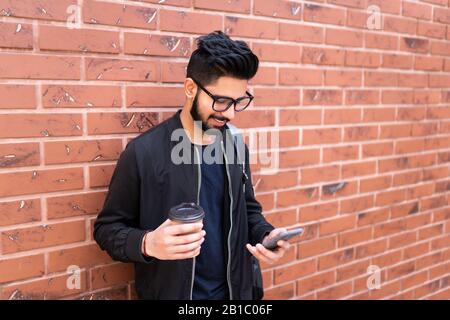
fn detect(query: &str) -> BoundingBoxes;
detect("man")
[94,30,290,300]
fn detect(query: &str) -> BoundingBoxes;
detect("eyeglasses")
[192,78,254,112]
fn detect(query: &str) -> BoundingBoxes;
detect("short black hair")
[186,30,259,86]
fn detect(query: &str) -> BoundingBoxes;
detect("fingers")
[164,222,203,236]
[168,230,206,245]
[170,236,205,254]
[246,244,272,264]
[246,243,285,265]
[170,246,201,260]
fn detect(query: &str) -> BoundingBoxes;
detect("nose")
[221,106,235,122]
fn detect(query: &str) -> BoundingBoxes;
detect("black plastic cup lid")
[169,202,205,223]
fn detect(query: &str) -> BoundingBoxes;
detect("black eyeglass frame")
[191,78,254,112]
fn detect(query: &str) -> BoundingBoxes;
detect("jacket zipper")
[221,140,234,300]
[190,145,201,300]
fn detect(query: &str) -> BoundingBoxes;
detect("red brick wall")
[0,0,449,300]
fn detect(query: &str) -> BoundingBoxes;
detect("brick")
[414,56,443,71]
[159,9,222,34]
[279,68,323,86]
[382,54,413,69]
[48,243,112,273]
[124,33,191,57]
[225,16,278,39]
[91,263,134,290]
[367,0,401,14]
[303,89,342,106]
[253,43,300,63]
[326,28,363,47]
[324,108,361,124]
[0,21,32,49]
[318,248,354,270]
[0,84,36,109]
[319,215,356,236]
[194,0,251,13]
[279,149,320,169]
[274,259,316,284]
[365,33,398,50]
[400,37,430,54]
[418,21,446,39]
[325,70,362,87]
[263,283,294,300]
[0,199,40,227]
[0,114,82,138]
[45,139,122,165]
[1,272,86,300]
[87,112,159,135]
[47,191,106,219]
[297,270,336,296]
[0,0,77,22]
[89,164,115,188]
[355,239,387,259]
[42,85,121,108]
[39,26,120,54]
[303,4,346,26]
[299,202,338,223]
[337,259,371,282]
[340,195,374,214]
[317,281,353,299]
[0,142,40,168]
[232,110,275,128]
[277,186,320,208]
[301,165,339,184]
[338,227,372,247]
[344,125,378,141]
[254,171,298,192]
[298,236,336,259]
[250,66,276,85]
[0,168,84,197]
[434,7,450,24]
[402,1,432,20]
[0,53,80,80]
[264,209,297,228]
[346,9,368,29]
[302,47,345,66]
[0,254,45,284]
[279,23,323,43]
[253,88,300,106]
[345,90,380,105]
[280,109,321,126]
[346,51,381,68]
[323,145,358,162]
[303,128,341,145]
[1,220,86,253]
[384,16,417,35]
[83,0,157,29]
[254,0,302,20]
[362,142,394,158]
[86,58,159,82]
[127,86,188,108]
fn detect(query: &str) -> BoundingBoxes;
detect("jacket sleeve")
[244,145,275,245]
[93,141,154,264]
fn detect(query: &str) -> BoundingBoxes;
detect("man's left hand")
[246,228,291,265]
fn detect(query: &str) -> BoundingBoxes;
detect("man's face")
[190,76,249,132]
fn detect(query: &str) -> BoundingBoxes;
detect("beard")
[190,93,228,134]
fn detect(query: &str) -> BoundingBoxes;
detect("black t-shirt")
[192,142,229,300]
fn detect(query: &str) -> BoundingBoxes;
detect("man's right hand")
[142,219,205,260]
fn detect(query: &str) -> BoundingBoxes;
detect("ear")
[184,78,197,99]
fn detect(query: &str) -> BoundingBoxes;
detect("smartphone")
[262,227,304,250]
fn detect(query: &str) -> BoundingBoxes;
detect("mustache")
[210,115,229,122]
